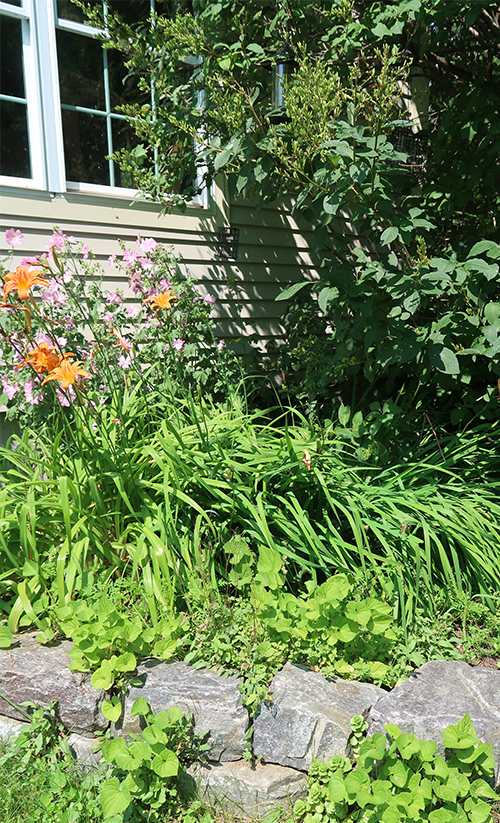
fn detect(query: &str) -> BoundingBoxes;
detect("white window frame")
[0,0,208,207]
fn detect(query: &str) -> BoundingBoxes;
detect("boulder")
[0,715,28,743]
[253,662,386,771]
[67,733,102,770]
[116,660,249,762]
[367,660,500,785]
[191,759,307,818]
[0,633,107,736]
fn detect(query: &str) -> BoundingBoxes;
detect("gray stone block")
[0,715,29,742]
[253,662,385,771]
[116,660,249,762]
[191,759,307,818]
[367,660,500,784]
[0,633,108,736]
[67,733,102,771]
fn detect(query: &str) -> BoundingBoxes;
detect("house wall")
[1,182,319,352]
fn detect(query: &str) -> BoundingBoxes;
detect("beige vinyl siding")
[1,184,319,348]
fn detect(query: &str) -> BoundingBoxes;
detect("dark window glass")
[107,47,149,111]
[0,100,31,177]
[57,29,105,109]
[112,118,140,187]
[62,109,109,184]
[0,15,25,98]
[4,0,22,6]
[108,1,152,27]
[57,0,100,23]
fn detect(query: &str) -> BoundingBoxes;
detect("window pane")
[108,1,152,26]
[57,29,105,109]
[111,118,140,188]
[0,100,31,177]
[57,0,100,23]
[4,0,22,6]
[107,47,149,111]
[0,15,25,98]
[62,109,109,184]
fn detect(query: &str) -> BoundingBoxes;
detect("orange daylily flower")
[20,342,75,374]
[143,289,177,311]
[3,266,49,301]
[41,359,89,390]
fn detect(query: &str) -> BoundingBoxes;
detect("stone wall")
[1,634,499,819]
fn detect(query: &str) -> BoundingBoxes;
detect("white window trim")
[0,0,210,208]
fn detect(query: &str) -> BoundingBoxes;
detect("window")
[0,0,203,200]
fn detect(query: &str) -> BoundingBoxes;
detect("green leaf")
[131,697,150,718]
[468,240,500,259]
[0,625,13,649]
[484,302,500,324]
[318,287,339,313]
[151,748,179,778]
[442,714,478,749]
[115,652,137,673]
[276,281,310,301]
[246,43,265,56]
[429,345,460,374]
[102,697,123,723]
[100,778,131,819]
[380,227,399,245]
[338,405,350,427]
[328,772,347,802]
[323,194,340,215]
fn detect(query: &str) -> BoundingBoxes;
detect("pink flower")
[20,256,39,266]
[102,311,115,322]
[126,305,140,319]
[47,229,67,252]
[172,339,185,351]
[204,293,216,305]
[41,279,67,306]
[139,256,154,271]
[82,244,90,260]
[63,270,72,284]
[108,254,117,267]
[24,378,43,405]
[140,237,158,254]
[64,316,76,329]
[5,228,24,247]
[56,385,75,407]
[123,249,140,266]
[106,291,122,305]
[118,354,132,369]
[2,376,19,400]
[217,339,224,351]
[159,278,172,291]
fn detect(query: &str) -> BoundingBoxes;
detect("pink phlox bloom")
[172,339,185,351]
[106,291,123,305]
[103,311,115,322]
[6,228,24,247]
[82,244,90,260]
[118,354,132,369]
[56,335,68,347]
[108,254,117,267]
[136,233,142,245]
[126,305,140,319]
[123,249,140,266]
[63,270,73,284]
[159,279,172,291]
[56,385,75,407]
[217,339,224,351]
[2,376,19,400]
[140,237,158,254]
[34,332,52,346]
[20,256,39,267]
[47,229,67,252]
[24,378,44,405]
[165,343,170,351]
[139,256,154,271]
[204,293,216,305]
[41,279,67,306]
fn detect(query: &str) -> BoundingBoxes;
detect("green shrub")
[294,714,500,823]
